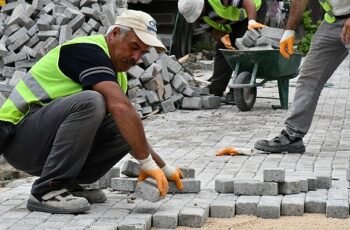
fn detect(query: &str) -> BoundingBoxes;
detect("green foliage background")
[297,10,321,55]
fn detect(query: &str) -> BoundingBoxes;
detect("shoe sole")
[27,199,90,214]
[254,142,306,154]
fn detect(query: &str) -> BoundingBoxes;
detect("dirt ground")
[173,214,350,230]
[0,161,29,187]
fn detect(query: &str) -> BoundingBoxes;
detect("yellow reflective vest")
[0,35,128,124]
[203,0,262,33]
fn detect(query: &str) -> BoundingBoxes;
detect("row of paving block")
[235,26,284,50]
[82,159,201,202]
[215,168,332,196]
[77,162,350,229]
[1,168,349,229]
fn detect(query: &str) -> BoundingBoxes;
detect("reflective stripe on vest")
[203,0,262,33]
[0,35,128,124]
[9,72,49,114]
[319,0,336,23]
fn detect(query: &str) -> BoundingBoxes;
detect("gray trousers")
[285,19,349,138]
[4,91,130,197]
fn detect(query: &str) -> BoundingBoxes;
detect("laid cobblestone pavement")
[0,58,349,229]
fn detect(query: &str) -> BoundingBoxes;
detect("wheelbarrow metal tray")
[220,49,302,80]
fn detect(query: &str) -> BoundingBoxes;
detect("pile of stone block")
[111,159,201,202]
[0,0,221,115]
[235,27,284,51]
[0,0,128,91]
[127,48,222,117]
[215,168,332,196]
[213,168,339,219]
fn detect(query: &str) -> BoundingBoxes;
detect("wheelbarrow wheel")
[233,71,257,111]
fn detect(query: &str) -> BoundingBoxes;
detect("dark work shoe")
[70,184,106,204]
[27,189,90,214]
[254,130,305,153]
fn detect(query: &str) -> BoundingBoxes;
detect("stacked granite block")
[0,0,127,87]
[212,168,343,219]
[215,168,332,196]
[235,27,284,50]
[127,50,222,117]
[0,0,221,116]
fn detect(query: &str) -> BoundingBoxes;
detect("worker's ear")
[108,26,121,43]
[111,26,121,37]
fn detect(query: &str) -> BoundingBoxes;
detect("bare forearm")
[286,0,309,30]
[93,82,150,160]
[111,102,149,160]
[149,144,166,168]
[243,0,256,20]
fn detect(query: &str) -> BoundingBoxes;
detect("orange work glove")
[248,19,266,30]
[221,34,235,50]
[216,147,240,156]
[280,30,295,59]
[138,155,169,197]
[162,165,184,190]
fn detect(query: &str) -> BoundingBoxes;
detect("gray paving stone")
[111,177,138,192]
[316,174,332,189]
[257,195,283,219]
[305,189,328,213]
[118,213,152,230]
[135,180,163,202]
[281,193,305,216]
[152,209,179,229]
[326,199,349,219]
[278,180,301,195]
[178,207,207,228]
[210,194,236,218]
[168,179,201,193]
[235,196,260,215]
[263,168,285,182]
[215,176,235,193]
[121,160,139,177]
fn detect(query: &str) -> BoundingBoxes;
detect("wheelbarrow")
[220,49,303,111]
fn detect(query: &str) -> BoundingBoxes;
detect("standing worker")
[0,10,183,214]
[255,0,350,153]
[178,0,267,103]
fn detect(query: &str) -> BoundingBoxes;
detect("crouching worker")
[0,10,183,214]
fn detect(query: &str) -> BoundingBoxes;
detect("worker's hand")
[248,19,266,30]
[138,155,168,197]
[221,34,235,50]
[216,147,240,156]
[341,18,350,44]
[280,30,295,59]
[162,165,184,190]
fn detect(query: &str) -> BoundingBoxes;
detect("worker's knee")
[75,91,107,119]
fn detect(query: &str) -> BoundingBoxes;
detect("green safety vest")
[0,35,128,125]
[319,0,336,23]
[203,0,262,33]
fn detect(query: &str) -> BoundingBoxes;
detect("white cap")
[115,10,166,52]
[178,0,204,23]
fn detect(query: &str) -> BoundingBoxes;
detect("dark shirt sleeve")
[221,0,244,8]
[58,43,116,90]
